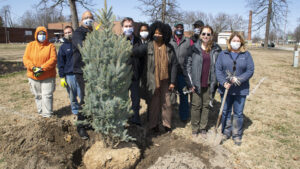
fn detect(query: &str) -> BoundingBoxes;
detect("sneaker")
[220,135,229,144]
[200,129,207,139]
[164,126,172,133]
[234,138,242,146]
[77,127,89,140]
[192,131,198,137]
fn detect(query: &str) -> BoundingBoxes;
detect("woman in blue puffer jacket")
[215,32,254,146]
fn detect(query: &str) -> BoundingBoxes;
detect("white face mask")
[83,18,94,27]
[140,31,149,39]
[123,27,134,37]
[230,42,241,50]
[194,28,200,35]
[37,35,46,42]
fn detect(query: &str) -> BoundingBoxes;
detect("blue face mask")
[37,34,46,42]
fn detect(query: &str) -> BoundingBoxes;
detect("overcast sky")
[1,0,299,35]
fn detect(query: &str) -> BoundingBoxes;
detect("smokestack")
[248,10,252,41]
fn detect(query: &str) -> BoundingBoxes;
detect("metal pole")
[294,45,299,68]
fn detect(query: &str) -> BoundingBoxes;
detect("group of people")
[23,10,254,145]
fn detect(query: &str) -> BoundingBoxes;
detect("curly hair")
[149,21,172,44]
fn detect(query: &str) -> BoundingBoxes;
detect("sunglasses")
[233,61,236,72]
[201,32,211,36]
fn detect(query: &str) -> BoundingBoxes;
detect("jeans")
[129,80,141,124]
[177,74,190,121]
[66,75,81,115]
[220,94,246,139]
[74,73,86,128]
[28,77,55,117]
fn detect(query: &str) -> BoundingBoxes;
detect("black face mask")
[175,29,184,37]
[153,35,163,43]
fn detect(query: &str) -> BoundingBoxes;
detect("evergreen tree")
[79,0,134,147]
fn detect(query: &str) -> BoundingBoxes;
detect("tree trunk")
[68,0,79,29]
[161,0,166,23]
[264,0,272,49]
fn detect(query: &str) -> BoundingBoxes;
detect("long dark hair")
[149,21,172,44]
[200,25,214,52]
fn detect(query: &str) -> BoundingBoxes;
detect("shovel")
[207,88,229,146]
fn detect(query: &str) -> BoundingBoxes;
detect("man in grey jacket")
[169,22,192,122]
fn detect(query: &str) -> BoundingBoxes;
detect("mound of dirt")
[83,141,140,169]
[0,118,93,169]
[136,133,233,169]
[148,149,206,169]
[0,61,25,75]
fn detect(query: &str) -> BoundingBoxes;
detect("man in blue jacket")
[57,26,81,119]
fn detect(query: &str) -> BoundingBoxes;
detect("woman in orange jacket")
[23,26,57,118]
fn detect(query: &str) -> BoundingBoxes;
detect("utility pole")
[161,0,166,23]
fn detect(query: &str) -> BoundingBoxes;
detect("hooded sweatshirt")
[23,26,57,80]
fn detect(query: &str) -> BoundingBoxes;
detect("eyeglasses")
[201,33,211,36]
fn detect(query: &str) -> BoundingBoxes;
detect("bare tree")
[252,34,262,43]
[0,5,15,27]
[137,0,182,24]
[226,14,246,32]
[20,7,67,28]
[294,25,300,43]
[247,0,288,48]
[37,0,94,29]
[182,11,212,30]
[211,13,229,35]
[0,16,3,27]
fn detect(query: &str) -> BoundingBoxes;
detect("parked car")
[261,41,275,47]
[49,37,63,43]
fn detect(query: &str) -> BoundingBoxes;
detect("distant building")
[0,27,62,43]
[217,31,245,45]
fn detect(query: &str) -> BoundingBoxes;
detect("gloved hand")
[32,67,43,77]
[60,78,67,88]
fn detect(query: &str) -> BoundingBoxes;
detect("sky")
[1,0,299,35]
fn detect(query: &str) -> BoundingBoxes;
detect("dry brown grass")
[0,45,299,168]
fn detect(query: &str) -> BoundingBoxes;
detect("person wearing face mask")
[57,26,81,121]
[23,26,57,118]
[169,22,192,123]
[191,20,204,44]
[215,32,254,146]
[72,11,94,140]
[121,17,143,125]
[135,21,178,133]
[184,26,222,139]
[138,23,150,44]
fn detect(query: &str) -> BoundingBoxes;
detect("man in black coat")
[190,20,204,43]
[72,11,94,139]
[121,17,143,125]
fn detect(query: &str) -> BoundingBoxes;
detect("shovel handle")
[216,88,229,128]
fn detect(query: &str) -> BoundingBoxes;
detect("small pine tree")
[79,0,134,147]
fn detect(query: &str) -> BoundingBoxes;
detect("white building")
[217,32,231,45]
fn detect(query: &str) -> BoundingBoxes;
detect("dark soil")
[0,61,25,75]
[0,118,98,169]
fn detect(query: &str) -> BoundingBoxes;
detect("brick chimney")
[248,10,252,41]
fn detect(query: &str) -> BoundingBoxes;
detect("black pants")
[75,73,86,123]
[129,80,141,123]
